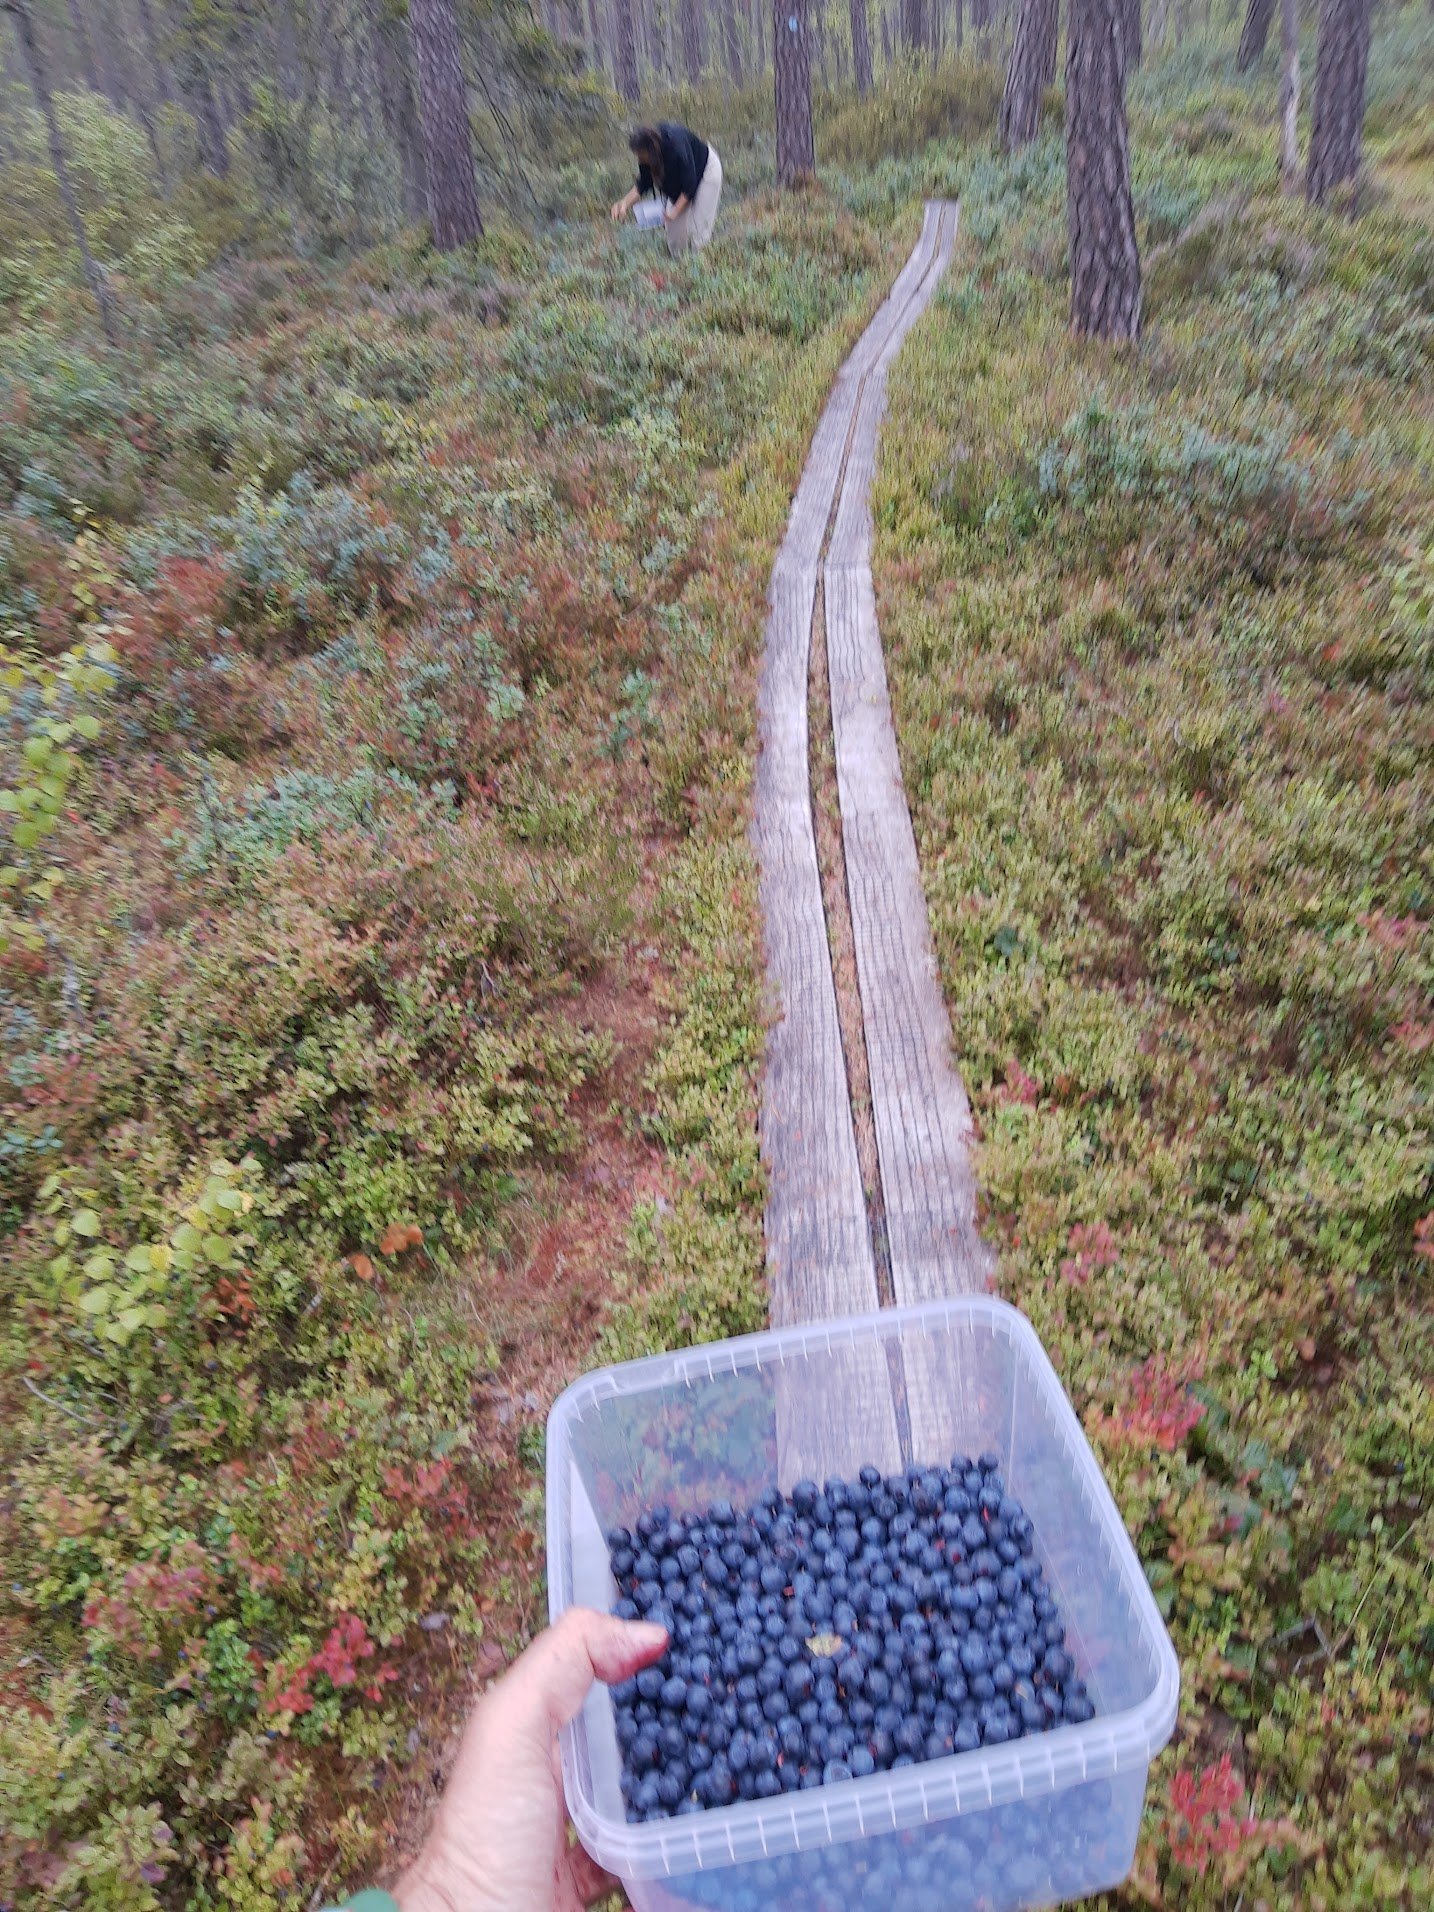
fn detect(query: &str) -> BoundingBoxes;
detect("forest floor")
[873,32,1433,1911]
[0,141,909,1901]
[0,15,1430,1912]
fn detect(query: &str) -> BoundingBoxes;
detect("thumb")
[495,1609,669,1741]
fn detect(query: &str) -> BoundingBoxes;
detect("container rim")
[547,1294,1181,1881]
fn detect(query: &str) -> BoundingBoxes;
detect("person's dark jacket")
[636,123,710,206]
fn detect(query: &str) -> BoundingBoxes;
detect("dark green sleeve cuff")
[321,1892,399,1912]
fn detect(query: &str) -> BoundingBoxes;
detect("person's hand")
[394,1609,668,1912]
[609,199,627,223]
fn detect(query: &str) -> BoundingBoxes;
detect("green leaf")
[71,1208,101,1238]
[78,1285,114,1315]
[124,1243,154,1273]
[73,712,101,741]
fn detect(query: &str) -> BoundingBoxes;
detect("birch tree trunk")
[3,0,120,342]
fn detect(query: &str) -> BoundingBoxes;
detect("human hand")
[394,1609,669,1912]
[609,199,627,223]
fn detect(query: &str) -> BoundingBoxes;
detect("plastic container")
[632,199,667,230]
[546,1295,1179,1912]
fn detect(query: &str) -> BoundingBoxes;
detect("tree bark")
[1235,0,1274,67]
[63,0,100,89]
[1278,0,1299,189]
[773,0,814,182]
[1306,0,1370,204]
[849,0,872,90]
[133,0,173,104]
[372,1,427,221]
[680,0,702,77]
[407,0,483,246]
[1066,0,1141,340]
[3,0,119,343]
[1122,0,1141,68]
[610,0,640,98]
[720,0,746,81]
[902,0,927,53]
[1000,0,1056,149]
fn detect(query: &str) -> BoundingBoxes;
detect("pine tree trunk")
[1278,0,1299,189]
[372,1,427,221]
[132,0,172,103]
[1123,0,1141,68]
[999,0,1056,149]
[3,0,119,342]
[407,0,484,246]
[773,0,815,181]
[611,0,640,98]
[1235,0,1274,67]
[63,0,100,89]
[721,0,746,80]
[902,0,927,53]
[680,0,702,76]
[1306,0,1370,204]
[849,0,873,89]
[1066,0,1141,340]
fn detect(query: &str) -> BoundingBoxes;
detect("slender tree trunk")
[1000,0,1056,148]
[1235,0,1274,67]
[954,0,963,48]
[814,0,830,87]
[372,1,427,220]
[773,0,815,181]
[1122,0,1140,68]
[680,0,702,76]
[720,0,745,81]
[3,0,119,343]
[63,0,100,88]
[611,0,640,98]
[902,0,927,51]
[1306,0,1370,204]
[1278,0,1299,189]
[133,0,173,103]
[1066,0,1141,340]
[187,63,230,174]
[849,0,872,89]
[407,0,484,246]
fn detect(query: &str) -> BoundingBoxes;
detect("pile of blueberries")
[606,1454,1095,1823]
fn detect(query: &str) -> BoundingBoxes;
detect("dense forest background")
[1,0,1430,1906]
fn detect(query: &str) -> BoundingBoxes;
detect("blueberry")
[850,1744,876,1778]
[823,1759,853,1785]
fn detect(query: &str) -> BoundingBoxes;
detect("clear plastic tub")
[546,1296,1179,1912]
[632,199,667,230]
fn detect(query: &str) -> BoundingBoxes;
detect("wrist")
[393,1846,474,1912]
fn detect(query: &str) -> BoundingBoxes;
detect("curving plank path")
[754,201,992,1469]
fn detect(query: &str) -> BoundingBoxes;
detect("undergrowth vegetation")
[877,22,1432,1910]
[0,88,901,1897]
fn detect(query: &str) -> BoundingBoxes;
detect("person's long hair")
[629,126,663,187]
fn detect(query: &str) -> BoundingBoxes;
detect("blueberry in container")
[546,1296,1180,1912]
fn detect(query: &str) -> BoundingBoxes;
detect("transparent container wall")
[626,1771,1146,1912]
[552,1305,1172,1911]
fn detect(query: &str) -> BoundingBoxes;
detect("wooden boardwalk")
[754,202,991,1462]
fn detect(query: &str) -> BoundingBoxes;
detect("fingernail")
[631,1620,669,1646]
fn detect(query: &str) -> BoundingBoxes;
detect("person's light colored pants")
[665,148,723,256]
